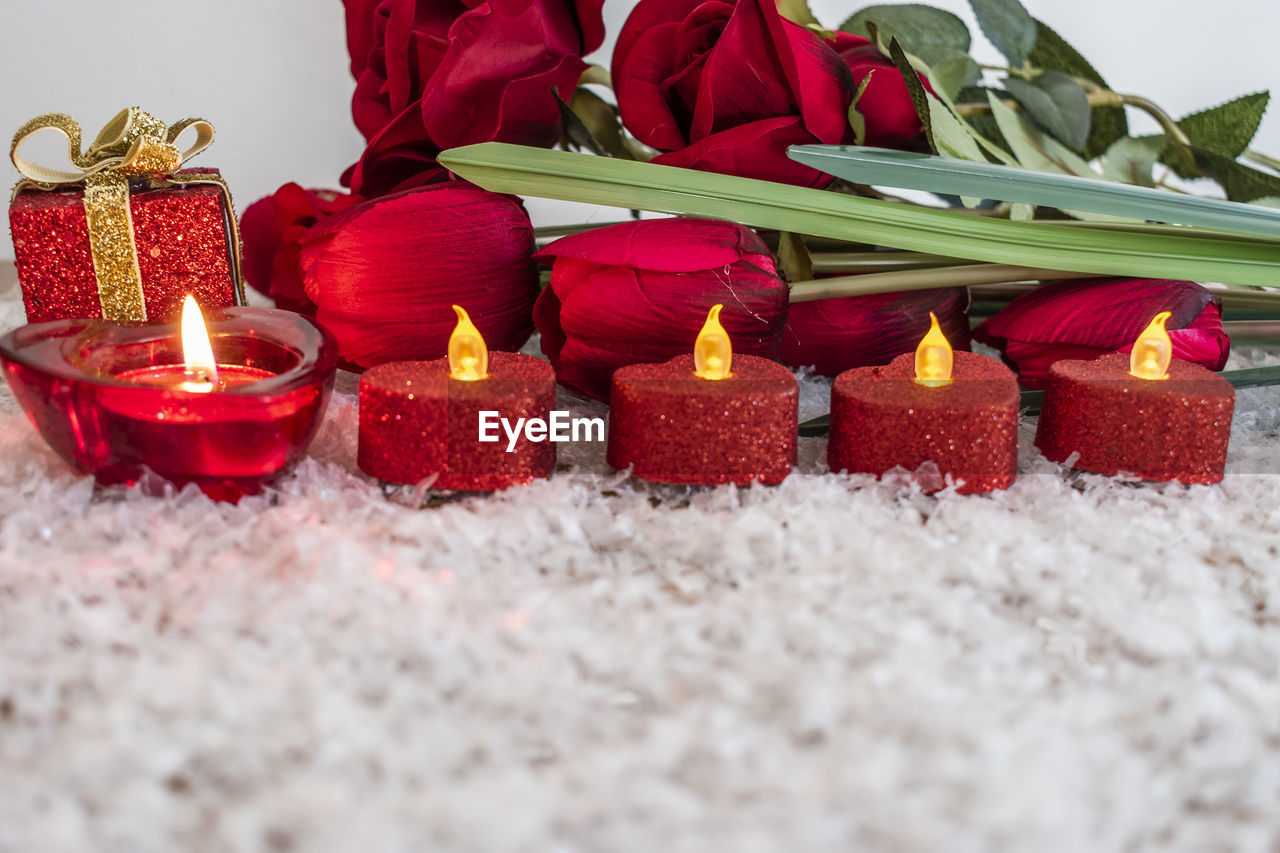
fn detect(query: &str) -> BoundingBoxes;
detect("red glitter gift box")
[8,109,244,324]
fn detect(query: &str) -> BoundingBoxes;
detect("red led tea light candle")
[0,297,337,502]
[828,313,1020,494]
[1035,312,1235,483]
[358,306,556,490]
[607,304,798,485]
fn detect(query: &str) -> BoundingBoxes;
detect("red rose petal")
[782,287,971,376]
[974,277,1229,388]
[299,183,538,369]
[536,219,788,401]
[614,21,694,150]
[612,0,852,186]
[653,116,835,187]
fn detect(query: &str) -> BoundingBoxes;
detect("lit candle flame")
[914,312,953,387]
[180,294,219,392]
[693,304,732,380]
[448,305,488,381]
[1129,311,1172,381]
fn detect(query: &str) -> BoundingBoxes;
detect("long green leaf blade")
[788,145,1280,238]
[439,143,1280,288]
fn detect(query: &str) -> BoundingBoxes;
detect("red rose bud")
[612,0,854,187]
[343,0,605,193]
[534,219,789,401]
[241,183,363,314]
[973,277,1230,389]
[782,288,971,377]
[297,183,538,369]
[832,34,933,149]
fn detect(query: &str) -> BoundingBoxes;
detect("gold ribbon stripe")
[9,108,241,322]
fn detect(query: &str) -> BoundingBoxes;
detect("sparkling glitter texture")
[358,352,557,491]
[829,351,1020,494]
[607,354,798,486]
[10,170,239,323]
[1035,353,1235,484]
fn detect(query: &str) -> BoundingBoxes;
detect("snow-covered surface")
[2,269,1280,852]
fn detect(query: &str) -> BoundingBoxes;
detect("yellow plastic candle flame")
[1129,311,1173,381]
[448,305,488,381]
[693,304,732,380]
[180,294,219,392]
[914,312,953,387]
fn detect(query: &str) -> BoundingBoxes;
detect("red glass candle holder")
[0,307,337,502]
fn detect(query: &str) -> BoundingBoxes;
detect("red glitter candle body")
[828,351,1020,494]
[1034,353,1234,484]
[607,353,798,486]
[10,174,241,323]
[359,352,557,490]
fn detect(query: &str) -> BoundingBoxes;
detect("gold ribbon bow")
[10,108,243,322]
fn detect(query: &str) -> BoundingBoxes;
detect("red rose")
[342,108,453,198]
[534,219,790,400]
[295,183,539,369]
[973,278,1230,389]
[343,0,605,196]
[832,34,932,149]
[612,0,855,187]
[782,288,970,376]
[240,184,363,314]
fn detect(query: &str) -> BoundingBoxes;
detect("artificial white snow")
[1,276,1279,852]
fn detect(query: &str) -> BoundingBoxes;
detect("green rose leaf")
[930,54,982,100]
[927,93,986,163]
[907,52,1017,170]
[1189,147,1280,203]
[887,36,938,154]
[1005,71,1091,151]
[986,91,1094,179]
[848,72,876,145]
[573,89,636,159]
[555,89,607,157]
[840,4,971,67]
[986,91,1134,222]
[776,232,815,282]
[1182,92,1270,157]
[969,0,1037,67]
[1101,136,1165,188]
[924,92,988,206]
[777,0,825,31]
[1027,19,1127,159]
[956,85,1011,151]
[1163,92,1271,178]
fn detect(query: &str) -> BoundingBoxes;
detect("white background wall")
[3,0,1278,260]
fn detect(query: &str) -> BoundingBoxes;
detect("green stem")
[789,265,1093,302]
[957,86,1197,172]
[1221,320,1280,343]
[533,220,635,240]
[810,251,973,274]
[971,283,1280,313]
[1245,149,1280,174]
